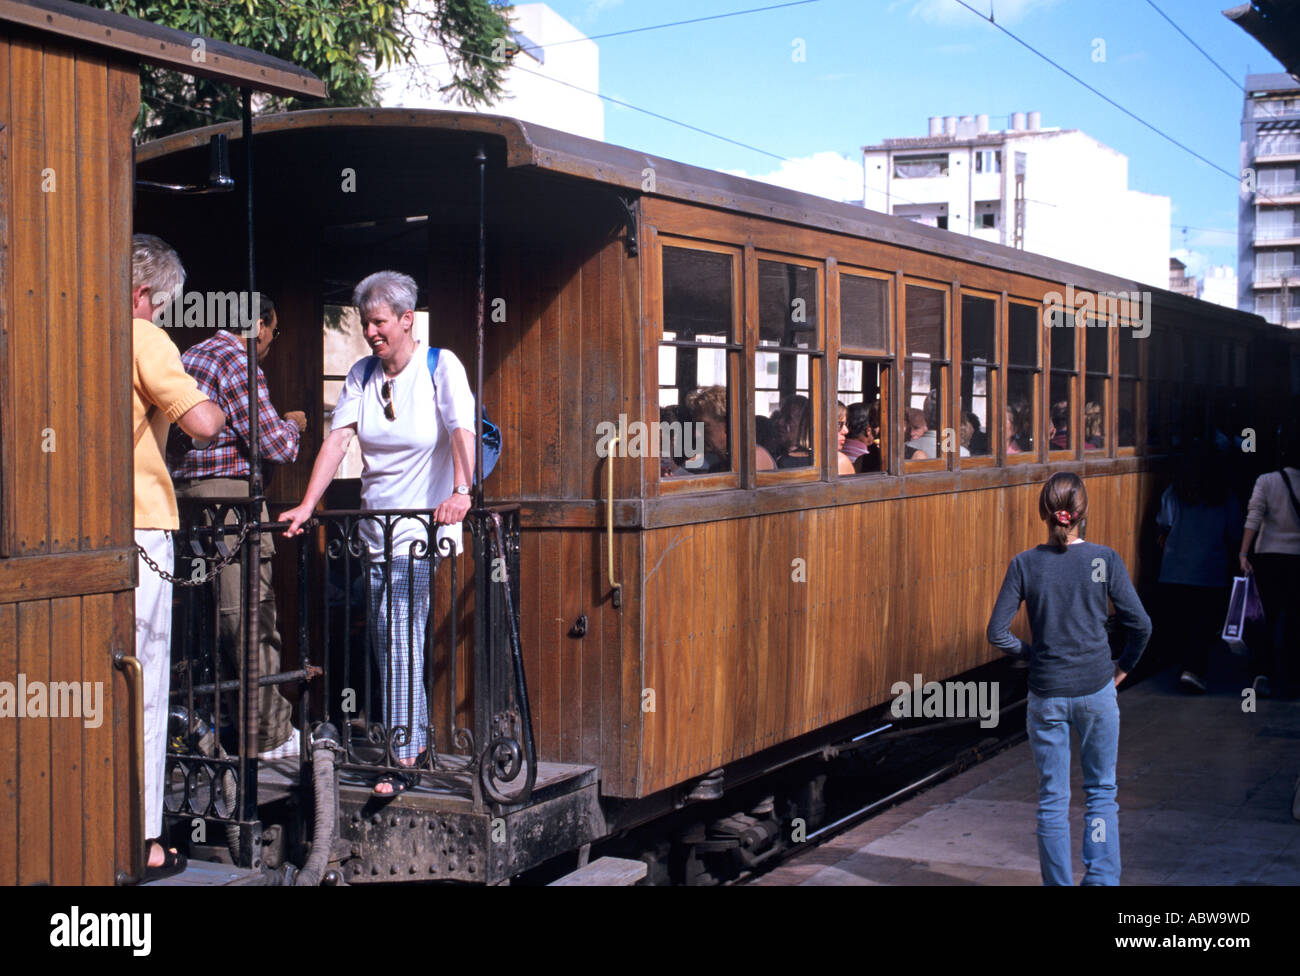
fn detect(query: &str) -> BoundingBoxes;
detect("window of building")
[894,154,949,179]
[904,284,948,466]
[1006,302,1039,459]
[756,258,822,478]
[979,213,996,228]
[838,271,892,474]
[1084,318,1109,451]
[936,216,949,230]
[959,293,996,459]
[658,243,741,485]
[974,149,1002,174]
[1047,305,1077,454]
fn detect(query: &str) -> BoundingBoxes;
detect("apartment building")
[1240,73,1300,327]
[862,113,1170,286]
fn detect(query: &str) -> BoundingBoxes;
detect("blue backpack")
[363,347,501,482]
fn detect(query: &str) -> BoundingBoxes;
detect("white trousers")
[135,529,172,839]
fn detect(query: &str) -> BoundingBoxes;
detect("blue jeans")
[1026,681,1121,886]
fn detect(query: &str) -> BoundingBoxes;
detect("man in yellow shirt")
[131,233,225,879]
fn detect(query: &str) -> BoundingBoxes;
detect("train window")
[1084,320,1109,452]
[836,358,886,474]
[1117,327,1140,449]
[757,259,822,479]
[322,303,430,480]
[659,244,740,484]
[904,285,948,465]
[1006,302,1039,458]
[840,273,889,352]
[1046,307,1076,454]
[759,261,818,349]
[959,294,996,459]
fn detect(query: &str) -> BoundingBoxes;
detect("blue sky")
[536,0,1287,278]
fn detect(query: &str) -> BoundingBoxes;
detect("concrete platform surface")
[752,669,1300,886]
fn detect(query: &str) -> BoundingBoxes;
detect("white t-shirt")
[331,342,477,556]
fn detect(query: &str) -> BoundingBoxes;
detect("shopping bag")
[1221,575,1261,656]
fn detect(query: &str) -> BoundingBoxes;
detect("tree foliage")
[76,0,514,139]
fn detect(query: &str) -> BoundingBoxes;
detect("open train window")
[1005,301,1039,461]
[959,292,997,462]
[756,257,823,483]
[904,283,949,470]
[1047,304,1078,456]
[322,302,430,480]
[837,270,892,475]
[656,242,741,491]
[1084,317,1109,452]
[1117,322,1140,450]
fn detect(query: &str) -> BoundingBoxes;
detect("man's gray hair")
[353,270,418,318]
[131,233,185,308]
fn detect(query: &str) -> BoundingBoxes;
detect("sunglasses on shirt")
[380,380,396,421]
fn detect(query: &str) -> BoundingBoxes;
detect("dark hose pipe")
[293,723,342,887]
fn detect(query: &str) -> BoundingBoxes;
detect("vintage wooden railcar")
[0,0,323,885]
[131,107,1300,881]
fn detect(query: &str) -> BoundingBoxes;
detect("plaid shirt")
[172,330,300,480]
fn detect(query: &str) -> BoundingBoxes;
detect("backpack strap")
[1279,468,1300,525]
[133,404,156,447]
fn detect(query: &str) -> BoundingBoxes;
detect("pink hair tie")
[1054,510,1072,525]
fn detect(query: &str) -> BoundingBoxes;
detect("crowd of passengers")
[661,387,1133,475]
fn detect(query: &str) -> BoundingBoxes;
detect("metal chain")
[134,518,254,587]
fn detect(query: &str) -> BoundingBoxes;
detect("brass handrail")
[113,652,146,883]
[605,437,622,609]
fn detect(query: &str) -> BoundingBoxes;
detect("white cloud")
[723,152,865,204]
[893,0,1062,27]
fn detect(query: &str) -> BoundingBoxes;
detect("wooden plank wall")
[639,471,1151,796]
[0,31,139,885]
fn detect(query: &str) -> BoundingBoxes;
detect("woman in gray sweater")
[986,472,1152,885]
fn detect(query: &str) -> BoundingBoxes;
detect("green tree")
[76,0,514,139]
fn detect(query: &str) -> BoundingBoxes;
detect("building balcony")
[1257,181,1300,202]
[1251,266,1300,288]
[1253,227,1300,245]
[1255,139,1300,161]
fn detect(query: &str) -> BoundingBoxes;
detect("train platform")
[751,666,1300,886]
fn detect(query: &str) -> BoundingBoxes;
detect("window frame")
[1004,298,1042,465]
[654,236,745,495]
[957,287,1000,469]
[1046,301,1080,461]
[834,265,894,479]
[754,252,826,488]
[902,278,951,474]
[1083,307,1111,456]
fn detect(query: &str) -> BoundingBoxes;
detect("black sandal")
[372,771,415,799]
[143,840,187,882]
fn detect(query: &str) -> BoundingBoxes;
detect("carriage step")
[549,856,647,886]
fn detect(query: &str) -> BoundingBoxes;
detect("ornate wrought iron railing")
[166,499,534,868]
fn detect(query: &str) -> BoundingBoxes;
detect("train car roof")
[0,0,325,98]
[138,106,1274,333]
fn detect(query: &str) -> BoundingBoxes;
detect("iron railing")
[165,499,534,867]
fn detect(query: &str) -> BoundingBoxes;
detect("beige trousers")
[174,477,293,752]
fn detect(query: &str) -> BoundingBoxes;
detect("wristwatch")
[454,484,471,495]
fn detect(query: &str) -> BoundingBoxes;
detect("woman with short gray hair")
[283,270,478,796]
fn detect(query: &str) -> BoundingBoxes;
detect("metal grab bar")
[605,437,622,609]
[113,652,145,884]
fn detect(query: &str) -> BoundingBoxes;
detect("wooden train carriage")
[134,109,1299,823]
[0,0,323,884]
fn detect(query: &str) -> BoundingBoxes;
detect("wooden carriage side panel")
[74,53,113,552]
[43,40,81,556]
[7,36,50,556]
[0,602,14,883]
[16,599,50,883]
